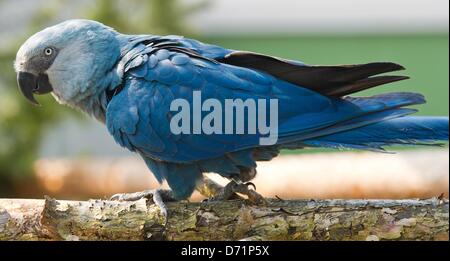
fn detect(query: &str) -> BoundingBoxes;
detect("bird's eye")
[44,48,53,56]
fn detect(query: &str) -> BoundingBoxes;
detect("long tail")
[303,116,449,151]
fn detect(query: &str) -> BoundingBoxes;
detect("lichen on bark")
[0,197,448,241]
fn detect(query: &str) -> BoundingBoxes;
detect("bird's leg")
[219,180,266,204]
[196,176,244,200]
[110,189,176,223]
[202,178,266,204]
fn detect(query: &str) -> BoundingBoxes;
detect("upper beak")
[17,72,53,106]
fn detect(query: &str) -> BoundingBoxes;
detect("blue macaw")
[15,20,448,208]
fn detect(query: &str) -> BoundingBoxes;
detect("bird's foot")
[110,189,175,224]
[210,181,266,205]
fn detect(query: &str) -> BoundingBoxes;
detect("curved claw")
[244,182,257,191]
[108,189,172,227]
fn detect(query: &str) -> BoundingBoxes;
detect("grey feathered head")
[15,19,121,106]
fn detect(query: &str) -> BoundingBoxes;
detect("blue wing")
[107,42,426,162]
[105,35,440,199]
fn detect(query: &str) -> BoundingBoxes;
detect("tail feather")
[279,92,425,142]
[344,92,425,112]
[218,51,408,97]
[303,116,449,151]
[327,76,410,96]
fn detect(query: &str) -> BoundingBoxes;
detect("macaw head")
[15,19,121,106]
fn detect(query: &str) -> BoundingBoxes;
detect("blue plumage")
[304,116,449,151]
[15,20,449,199]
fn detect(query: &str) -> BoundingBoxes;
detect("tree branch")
[0,197,448,241]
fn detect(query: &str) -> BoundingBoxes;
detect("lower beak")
[17,72,53,106]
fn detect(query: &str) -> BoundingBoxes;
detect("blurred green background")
[0,0,448,197]
[204,35,449,116]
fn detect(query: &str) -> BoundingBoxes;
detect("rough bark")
[0,197,448,241]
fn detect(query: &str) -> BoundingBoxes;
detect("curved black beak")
[17,72,53,106]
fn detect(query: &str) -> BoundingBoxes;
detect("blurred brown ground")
[19,149,449,201]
